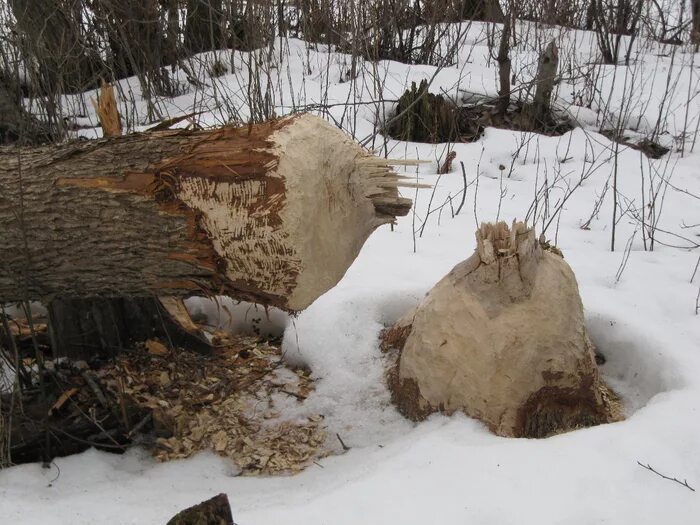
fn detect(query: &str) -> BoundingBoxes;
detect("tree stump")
[386,221,621,438]
[387,80,461,143]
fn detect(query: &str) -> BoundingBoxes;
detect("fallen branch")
[637,461,696,492]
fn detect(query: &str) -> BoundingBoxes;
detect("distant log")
[167,494,234,525]
[0,114,412,313]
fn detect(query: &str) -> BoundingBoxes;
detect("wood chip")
[146,339,169,356]
[49,387,79,415]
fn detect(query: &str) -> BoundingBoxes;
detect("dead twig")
[637,461,696,492]
[456,161,467,216]
[336,433,350,452]
[81,371,108,410]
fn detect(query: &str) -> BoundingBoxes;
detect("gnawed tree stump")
[387,80,465,143]
[385,221,621,438]
[519,40,559,130]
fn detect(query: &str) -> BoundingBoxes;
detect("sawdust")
[99,334,327,475]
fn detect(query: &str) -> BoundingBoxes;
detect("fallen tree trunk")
[0,114,411,313]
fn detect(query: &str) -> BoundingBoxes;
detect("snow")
[2,20,700,525]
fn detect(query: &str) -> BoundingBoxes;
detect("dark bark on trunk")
[9,0,104,94]
[0,76,52,145]
[47,297,211,360]
[185,0,225,53]
[91,0,173,95]
[461,0,504,22]
[496,17,512,116]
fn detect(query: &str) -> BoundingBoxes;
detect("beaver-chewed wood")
[386,221,622,438]
[0,114,412,312]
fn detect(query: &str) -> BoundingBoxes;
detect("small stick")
[81,371,109,410]
[637,461,695,492]
[280,389,306,400]
[127,413,152,438]
[456,162,467,215]
[336,433,350,452]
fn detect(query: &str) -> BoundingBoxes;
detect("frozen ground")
[2,21,700,524]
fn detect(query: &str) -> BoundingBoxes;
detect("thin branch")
[637,461,696,492]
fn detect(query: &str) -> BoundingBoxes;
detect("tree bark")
[185,0,224,53]
[46,297,211,360]
[521,40,559,128]
[496,16,512,116]
[0,114,411,314]
[90,0,173,96]
[0,76,51,145]
[9,0,104,94]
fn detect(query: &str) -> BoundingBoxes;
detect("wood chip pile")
[100,335,327,474]
[2,325,327,474]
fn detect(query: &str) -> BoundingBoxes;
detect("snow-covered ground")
[2,21,700,524]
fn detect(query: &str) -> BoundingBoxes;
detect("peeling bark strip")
[0,114,412,311]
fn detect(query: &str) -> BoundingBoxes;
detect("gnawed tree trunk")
[519,40,559,130]
[385,221,621,438]
[387,80,462,142]
[1,114,411,356]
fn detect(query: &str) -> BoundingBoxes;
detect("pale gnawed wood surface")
[387,221,620,437]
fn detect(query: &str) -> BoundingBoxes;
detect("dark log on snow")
[0,114,412,314]
[167,493,235,525]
